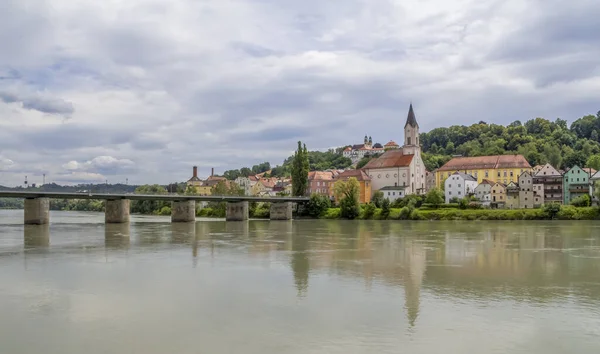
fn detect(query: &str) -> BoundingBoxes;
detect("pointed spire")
[404,103,419,128]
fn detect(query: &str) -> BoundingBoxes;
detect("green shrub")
[197,207,213,217]
[371,191,385,208]
[421,203,459,210]
[541,203,562,220]
[557,205,579,220]
[362,203,376,219]
[458,197,469,210]
[157,206,171,216]
[571,194,591,207]
[381,198,391,219]
[305,194,331,217]
[322,208,341,219]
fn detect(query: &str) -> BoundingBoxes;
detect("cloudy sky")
[1,0,599,186]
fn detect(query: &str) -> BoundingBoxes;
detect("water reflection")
[24,224,50,248]
[171,222,196,244]
[104,223,130,249]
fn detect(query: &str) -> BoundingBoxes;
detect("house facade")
[331,169,372,204]
[444,172,477,203]
[235,175,258,196]
[533,163,563,204]
[380,186,405,202]
[506,181,520,209]
[307,170,340,197]
[363,104,426,195]
[518,171,543,209]
[435,155,532,188]
[474,179,495,202]
[563,165,591,204]
[591,171,600,205]
[491,182,506,206]
[342,136,384,163]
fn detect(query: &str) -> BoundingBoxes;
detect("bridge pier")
[171,200,196,222]
[270,202,293,220]
[105,199,130,223]
[226,201,249,221]
[24,198,50,225]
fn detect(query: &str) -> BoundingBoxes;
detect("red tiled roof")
[344,147,352,151]
[308,171,335,181]
[333,169,371,181]
[363,150,414,169]
[438,155,531,172]
[384,140,399,147]
[480,179,496,186]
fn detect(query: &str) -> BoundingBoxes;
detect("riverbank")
[318,206,600,220]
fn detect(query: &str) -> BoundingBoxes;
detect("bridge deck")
[0,191,308,203]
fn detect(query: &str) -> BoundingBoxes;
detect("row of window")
[440,169,527,179]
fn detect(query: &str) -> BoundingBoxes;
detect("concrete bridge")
[0,191,309,224]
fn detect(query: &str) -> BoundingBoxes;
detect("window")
[458,184,461,188]
[510,171,514,177]
[458,191,461,195]
[392,192,395,196]
[485,171,489,177]
[407,137,411,145]
[449,192,452,195]
[528,180,531,184]
[449,184,452,188]
[497,171,501,177]
[504,171,507,177]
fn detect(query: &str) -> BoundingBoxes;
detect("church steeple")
[404,103,419,129]
[403,103,420,151]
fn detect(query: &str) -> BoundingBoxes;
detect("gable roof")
[404,103,419,129]
[438,154,531,172]
[308,171,335,181]
[479,179,496,186]
[333,169,371,181]
[533,163,561,177]
[591,170,600,180]
[363,150,414,169]
[451,172,477,181]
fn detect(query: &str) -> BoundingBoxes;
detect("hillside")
[420,112,600,171]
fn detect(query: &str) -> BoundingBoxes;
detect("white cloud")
[0,156,14,170]
[0,0,599,186]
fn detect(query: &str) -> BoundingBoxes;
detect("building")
[331,169,372,204]
[533,163,563,204]
[307,170,340,197]
[235,175,259,196]
[518,171,543,209]
[380,186,405,202]
[591,170,600,205]
[444,172,477,203]
[563,165,591,204]
[363,104,426,195]
[384,141,400,150]
[342,135,385,163]
[435,154,532,188]
[425,170,436,193]
[474,179,495,202]
[491,182,506,206]
[186,166,203,188]
[505,181,520,209]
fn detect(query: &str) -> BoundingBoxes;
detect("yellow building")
[331,170,372,204]
[186,166,203,188]
[435,155,532,188]
[491,182,506,205]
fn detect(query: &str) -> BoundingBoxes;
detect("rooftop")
[333,169,371,181]
[438,154,531,172]
[363,150,414,169]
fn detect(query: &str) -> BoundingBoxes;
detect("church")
[363,104,426,195]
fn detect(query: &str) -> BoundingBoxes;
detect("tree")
[425,188,444,207]
[305,194,331,217]
[333,177,360,219]
[571,194,591,207]
[381,198,391,219]
[586,154,600,171]
[131,184,169,214]
[595,181,600,203]
[371,190,384,208]
[185,185,198,195]
[564,151,587,169]
[356,156,374,169]
[542,143,563,169]
[291,141,309,196]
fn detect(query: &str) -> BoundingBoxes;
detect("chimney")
[193,166,198,178]
[211,167,214,177]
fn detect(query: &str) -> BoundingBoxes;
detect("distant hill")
[0,183,139,194]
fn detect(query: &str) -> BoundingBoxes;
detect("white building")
[363,104,427,195]
[380,186,406,202]
[474,179,495,202]
[342,135,384,164]
[445,172,478,203]
[591,170,600,205]
[235,175,258,196]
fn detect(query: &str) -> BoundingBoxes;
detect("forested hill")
[420,112,600,172]
[0,183,138,193]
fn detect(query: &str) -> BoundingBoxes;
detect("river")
[1,210,599,353]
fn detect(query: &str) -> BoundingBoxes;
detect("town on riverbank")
[2,105,600,220]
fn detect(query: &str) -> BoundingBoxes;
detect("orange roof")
[260,178,276,188]
[384,140,399,147]
[438,155,531,172]
[363,150,414,169]
[334,169,371,181]
[583,168,597,175]
[308,171,335,181]
[480,179,496,186]
[343,147,352,151]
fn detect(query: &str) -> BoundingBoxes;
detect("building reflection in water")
[24,224,50,248]
[104,223,130,249]
[290,225,310,297]
[171,222,196,244]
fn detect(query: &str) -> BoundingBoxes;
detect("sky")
[1,0,599,186]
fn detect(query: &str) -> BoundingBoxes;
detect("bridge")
[0,191,309,224]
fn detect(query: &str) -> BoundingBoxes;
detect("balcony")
[569,187,589,193]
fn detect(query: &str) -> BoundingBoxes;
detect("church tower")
[403,103,420,156]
